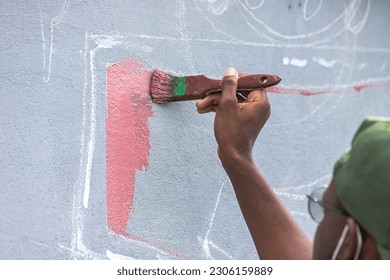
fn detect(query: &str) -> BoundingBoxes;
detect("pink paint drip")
[106,59,153,235]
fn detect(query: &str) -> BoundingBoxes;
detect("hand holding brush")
[196,67,271,160]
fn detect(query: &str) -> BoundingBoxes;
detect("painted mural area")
[95,0,390,260]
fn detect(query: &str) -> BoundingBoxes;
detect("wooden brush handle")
[237,74,281,90]
[170,74,281,102]
[203,74,281,96]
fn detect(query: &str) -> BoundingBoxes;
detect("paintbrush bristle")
[149,69,176,104]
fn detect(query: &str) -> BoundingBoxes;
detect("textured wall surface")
[1,0,389,259]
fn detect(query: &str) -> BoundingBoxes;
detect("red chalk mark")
[106,59,153,235]
[268,81,390,96]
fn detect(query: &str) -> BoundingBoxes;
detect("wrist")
[219,148,254,171]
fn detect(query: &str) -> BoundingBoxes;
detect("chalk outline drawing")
[60,0,390,259]
[195,0,389,127]
[199,0,371,44]
[65,34,337,259]
[67,33,201,259]
[66,32,264,260]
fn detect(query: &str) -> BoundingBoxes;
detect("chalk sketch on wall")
[196,0,387,87]
[57,0,390,259]
[199,0,370,42]
[196,0,390,126]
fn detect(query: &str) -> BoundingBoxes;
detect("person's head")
[309,117,390,259]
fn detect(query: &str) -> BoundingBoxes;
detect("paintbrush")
[149,69,281,104]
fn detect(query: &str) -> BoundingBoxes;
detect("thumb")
[220,67,238,109]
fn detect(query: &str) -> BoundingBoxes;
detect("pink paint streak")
[268,81,390,96]
[106,59,153,235]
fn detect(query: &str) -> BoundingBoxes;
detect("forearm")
[196,68,311,259]
[221,154,312,260]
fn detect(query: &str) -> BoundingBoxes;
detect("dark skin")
[314,181,380,259]
[196,67,380,259]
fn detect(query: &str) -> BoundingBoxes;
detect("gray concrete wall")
[1,0,389,259]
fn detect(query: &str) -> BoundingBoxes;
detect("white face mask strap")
[331,224,350,260]
[331,223,363,260]
[353,224,363,260]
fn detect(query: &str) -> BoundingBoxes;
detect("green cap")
[333,117,390,259]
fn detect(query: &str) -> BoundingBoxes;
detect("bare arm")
[196,67,312,259]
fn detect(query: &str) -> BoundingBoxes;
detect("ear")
[337,218,359,260]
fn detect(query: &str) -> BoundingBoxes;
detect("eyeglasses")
[306,187,347,223]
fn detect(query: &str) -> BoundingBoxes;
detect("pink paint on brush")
[106,59,153,235]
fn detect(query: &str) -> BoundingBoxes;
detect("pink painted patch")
[106,59,153,235]
[105,60,191,258]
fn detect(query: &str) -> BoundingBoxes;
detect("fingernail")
[224,67,236,77]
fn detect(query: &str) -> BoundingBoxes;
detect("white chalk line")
[70,31,89,258]
[274,174,332,219]
[238,0,369,41]
[106,237,176,260]
[208,240,235,259]
[73,33,113,258]
[345,0,371,34]
[178,0,197,73]
[82,34,153,210]
[202,0,235,16]
[201,181,234,259]
[194,1,241,41]
[68,41,99,259]
[245,0,265,10]
[303,0,323,21]
[275,174,332,193]
[106,250,136,260]
[70,33,103,259]
[238,0,344,40]
[82,48,97,210]
[202,183,224,259]
[36,0,69,83]
[87,32,390,54]
[71,34,182,259]
[196,0,370,46]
